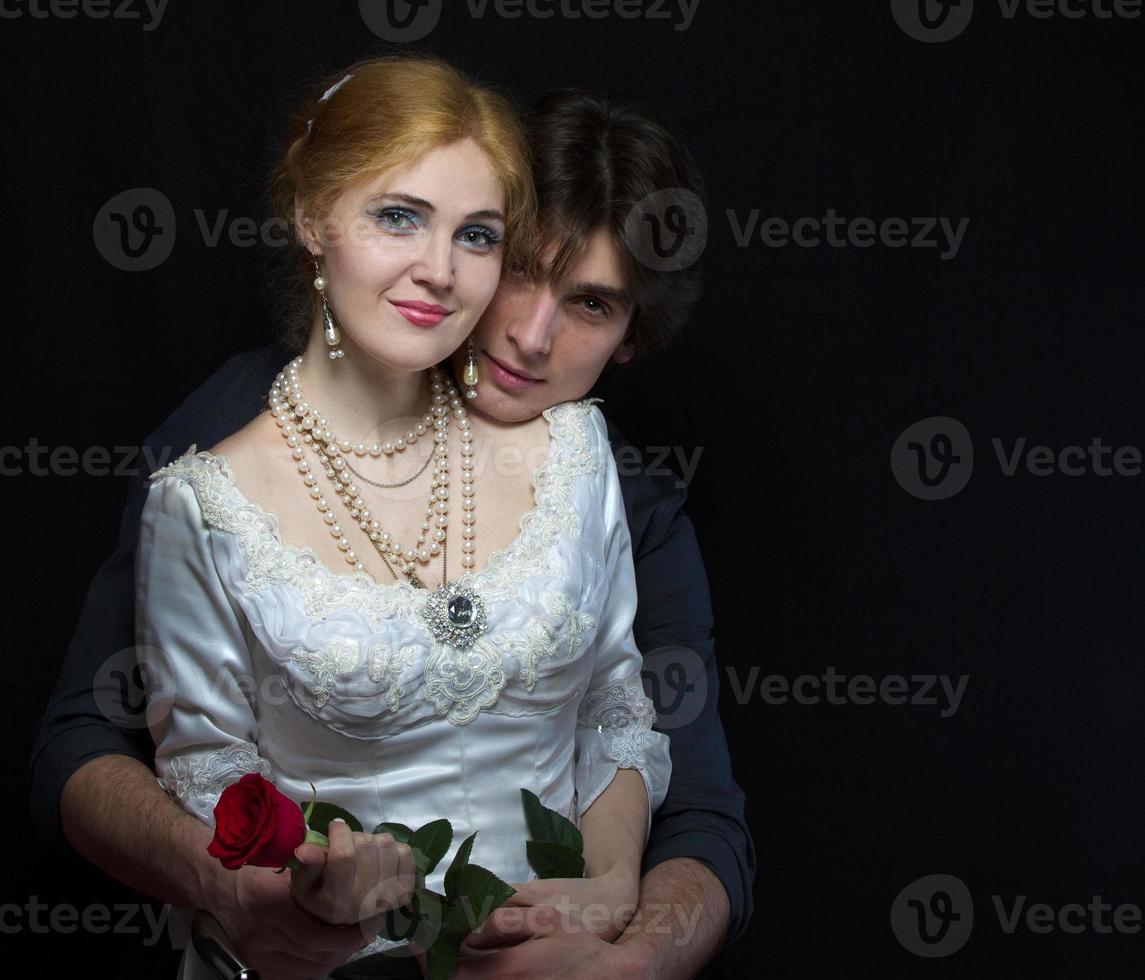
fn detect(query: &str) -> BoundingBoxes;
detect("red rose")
[207,773,307,870]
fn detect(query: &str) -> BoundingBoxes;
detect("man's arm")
[612,857,730,979]
[617,436,756,950]
[458,856,729,980]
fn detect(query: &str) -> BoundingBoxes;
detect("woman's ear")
[294,195,319,255]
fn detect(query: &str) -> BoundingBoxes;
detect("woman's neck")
[295,328,435,446]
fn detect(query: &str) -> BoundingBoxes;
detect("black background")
[5,1,1144,976]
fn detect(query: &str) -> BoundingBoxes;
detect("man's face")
[450,226,636,424]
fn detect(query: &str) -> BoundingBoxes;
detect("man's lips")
[390,300,451,327]
[483,351,543,387]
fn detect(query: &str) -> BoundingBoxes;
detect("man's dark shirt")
[28,344,755,945]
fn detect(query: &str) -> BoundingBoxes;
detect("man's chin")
[474,390,545,425]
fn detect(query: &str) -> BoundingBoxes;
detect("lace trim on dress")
[575,676,658,770]
[158,740,274,814]
[148,399,601,621]
[289,640,357,709]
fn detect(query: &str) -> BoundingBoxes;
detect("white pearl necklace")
[268,356,478,586]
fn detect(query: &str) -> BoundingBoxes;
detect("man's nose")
[507,290,558,356]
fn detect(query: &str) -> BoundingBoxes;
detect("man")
[29,88,754,979]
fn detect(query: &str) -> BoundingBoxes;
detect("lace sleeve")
[135,469,272,827]
[573,410,672,841]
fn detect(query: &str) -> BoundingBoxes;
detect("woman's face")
[299,137,507,374]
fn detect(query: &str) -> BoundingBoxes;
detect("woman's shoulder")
[145,411,280,525]
[544,397,608,463]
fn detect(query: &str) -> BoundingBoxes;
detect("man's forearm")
[59,754,224,910]
[613,857,730,980]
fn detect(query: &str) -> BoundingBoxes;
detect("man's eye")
[580,297,609,316]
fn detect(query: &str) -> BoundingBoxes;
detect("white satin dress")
[133,397,671,978]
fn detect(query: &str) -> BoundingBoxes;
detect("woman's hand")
[479,867,641,943]
[289,818,418,928]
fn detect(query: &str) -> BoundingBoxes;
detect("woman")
[134,55,671,975]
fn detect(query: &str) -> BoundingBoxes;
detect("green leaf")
[520,788,583,852]
[409,819,453,876]
[424,936,460,980]
[305,802,363,835]
[525,840,586,879]
[443,832,477,899]
[443,864,516,936]
[373,822,414,843]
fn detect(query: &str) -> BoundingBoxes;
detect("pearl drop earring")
[312,255,344,360]
[463,336,479,398]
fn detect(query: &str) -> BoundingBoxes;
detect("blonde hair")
[267,55,536,351]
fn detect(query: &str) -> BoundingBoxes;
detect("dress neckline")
[158,402,578,603]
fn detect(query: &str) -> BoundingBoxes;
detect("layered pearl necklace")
[268,356,478,590]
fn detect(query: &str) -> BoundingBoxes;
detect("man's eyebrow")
[368,192,505,224]
[565,280,635,310]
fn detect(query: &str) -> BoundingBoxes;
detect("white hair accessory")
[306,73,354,135]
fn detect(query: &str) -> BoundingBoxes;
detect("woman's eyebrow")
[370,192,505,223]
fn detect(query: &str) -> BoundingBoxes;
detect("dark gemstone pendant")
[448,595,474,626]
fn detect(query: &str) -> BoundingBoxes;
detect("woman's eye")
[373,207,419,232]
[458,226,503,252]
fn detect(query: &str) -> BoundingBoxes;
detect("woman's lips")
[390,300,449,327]
[483,351,542,391]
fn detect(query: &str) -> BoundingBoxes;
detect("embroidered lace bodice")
[134,397,671,973]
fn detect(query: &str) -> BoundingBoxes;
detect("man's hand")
[494,867,640,942]
[213,821,416,978]
[449,903,639,980]
[213,861,383,979]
